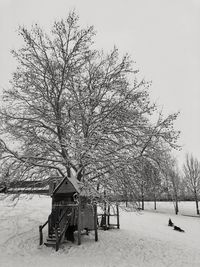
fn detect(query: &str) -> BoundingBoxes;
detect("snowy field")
[143,201,200,217]
[0,195,200,267]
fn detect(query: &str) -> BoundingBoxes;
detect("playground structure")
[39,176,120,251]
[98,201,120,230]
[39,176,98,251]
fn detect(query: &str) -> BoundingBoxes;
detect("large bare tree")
[0,12,180,198]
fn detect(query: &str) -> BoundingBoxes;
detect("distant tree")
[147,165,162,210]
[161,154,180,214]
[179,178,188,201]
[169,169,180,215]
[183,154,200,215]
[134,160,156,210]
[133,139,178,210]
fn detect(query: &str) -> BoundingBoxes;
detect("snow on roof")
[68,175,82,193]
[52,175,100,198]
[53,175,81,195]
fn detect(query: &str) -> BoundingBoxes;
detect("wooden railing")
[39,203,99,250]
[54,207,73,251]
[55,219,70,251]
[39,218,49,245]
[39,205,77,249]
[97,203,120,230]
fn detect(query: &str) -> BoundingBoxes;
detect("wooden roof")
[52,176,81,195]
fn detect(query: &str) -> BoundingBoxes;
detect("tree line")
[132,153,200,216]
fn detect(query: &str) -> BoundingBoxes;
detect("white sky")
[0,0,200,167]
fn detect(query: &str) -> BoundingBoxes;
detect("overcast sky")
[0,0,200,167]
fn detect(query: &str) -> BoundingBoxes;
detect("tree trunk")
[141,184,144,210]
[194,193,199,215]
[175,200,179,215]
[154,195,157,210]
[93,204,98,241]
[141,194,144,210]
[77,202,81,245]
[172,180,179,215]
[172,193,179,214]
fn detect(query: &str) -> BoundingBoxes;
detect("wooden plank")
[55,227,59,251]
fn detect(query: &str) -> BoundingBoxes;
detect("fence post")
[48,214,51,237]
[55,225,59,251]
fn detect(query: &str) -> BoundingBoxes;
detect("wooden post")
[77,202,81,245]
[48,214,51,237]
[116,203,120,229]
[39,225,43,245]
[55,226,59,251]
[94,204,98,241]
[107,205,110,227]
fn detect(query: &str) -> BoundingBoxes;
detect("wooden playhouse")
[39,176,98,251]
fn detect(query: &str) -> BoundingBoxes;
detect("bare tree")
[0,12,180,200]
[145,163,162,210]
[161,154,180,214]
[183,154,200,215]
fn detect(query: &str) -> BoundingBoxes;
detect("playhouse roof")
[52,175,100,198]
[52,176,81,195]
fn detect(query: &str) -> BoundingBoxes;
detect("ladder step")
[47,240,56,242]
[44,241,56,247]
[50,234,58,238]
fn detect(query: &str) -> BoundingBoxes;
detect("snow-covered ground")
[0,195,200,267]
